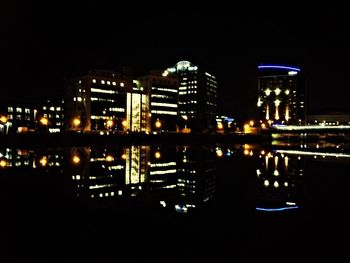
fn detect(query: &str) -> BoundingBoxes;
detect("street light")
[0,159,7,168]
[155,119,161,129]
[154,151,161,159]
[73,118,81,126]
[39,156,48,167]
[0,116,8,124]
[72,155,80,164]
[40,117,48,126]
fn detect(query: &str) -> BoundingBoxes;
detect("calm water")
[1,142,350,261]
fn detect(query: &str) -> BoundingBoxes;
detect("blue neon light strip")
[258,65,301,72]
[256,206,299,212]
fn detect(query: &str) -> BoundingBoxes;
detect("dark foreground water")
[1,142,350,262]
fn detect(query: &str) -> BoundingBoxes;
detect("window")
[16,108,22,113]
[8,107,13,112]
[92,79,96,83]
[101,80,105,84]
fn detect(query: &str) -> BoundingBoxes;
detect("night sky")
[2,2,350,120]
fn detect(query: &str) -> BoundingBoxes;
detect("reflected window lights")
[264,180,269,187]
[39,156,48,167]
[0,159,7,168]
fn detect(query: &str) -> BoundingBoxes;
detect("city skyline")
[2,3,350,121]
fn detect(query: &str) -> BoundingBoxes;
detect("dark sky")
[1,2,350,120]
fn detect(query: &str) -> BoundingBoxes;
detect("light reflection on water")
[1,142,350,260]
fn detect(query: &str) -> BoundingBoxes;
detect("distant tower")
[167,61,218,132]
[257,65,305,125]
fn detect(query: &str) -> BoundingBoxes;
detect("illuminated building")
[126,80,150,132]
[37,99,65,133]
[175,146,217,211]
[148,146,178,192]
[256,150,303,210]
[137,70,179,131]
[64,69,133,132]
[257,65,305,125]
[0,100,36,134]
[124,145,150,196]
[68,146,150,200]
[167,61,218,132]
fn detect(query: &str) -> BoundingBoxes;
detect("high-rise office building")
[257,65,305,125]
[64,69,133,132]
[137,70,179,132]
[166,61,218,132]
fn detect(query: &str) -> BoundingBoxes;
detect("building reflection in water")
[66,144,217,213]
[255,148,303,211]
[3,142,348,214]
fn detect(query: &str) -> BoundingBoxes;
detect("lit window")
[77,97,82,102]
[16,108,22,113]
[56,107,61,111]
[50,107,55,111]
[107,81,111,85]
[285,89,290,95]
[101,80,105,84]
[120,82,125,87]
[265,89,271,96]
[73,97,76,101]
[43,106,47,110]
[275,88,281,95]
[8,107,13,112]
[92,79,96,83]
[25,108,30,114]
[112,82,116,86]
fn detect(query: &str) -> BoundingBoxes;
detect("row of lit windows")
[151,102,178,108]
[151,94,174,99]
[43,106,62,111]
[91,98,116,103]
[73,97,86,102]
[91,88,117,94]
[108,107,125,112]
[7,107,30,113]
[151,110,177,115]
[179,91,197,95]
[43,114,63,119]
[179,101,197,104]
[152,87,178,93]
[92,79,125,87]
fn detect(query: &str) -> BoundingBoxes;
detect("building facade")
[257,65,305,125]
[37,99,65,133]
[64,69,133,133]
[167,61,218,132]
[0,100,36,134]
[137,70,179,132]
